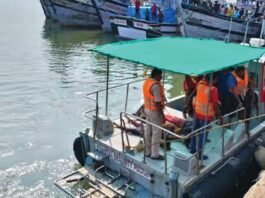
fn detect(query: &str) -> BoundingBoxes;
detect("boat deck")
[91,106,265,189]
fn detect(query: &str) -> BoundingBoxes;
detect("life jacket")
[143,78,165,111]
[194,80,215,118]
[232,70,249,96]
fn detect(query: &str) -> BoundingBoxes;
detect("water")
[0,0,182,197]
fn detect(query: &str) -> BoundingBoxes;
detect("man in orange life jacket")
[190,73,222,160]
[143,68,165,160]
[230,66,248,107]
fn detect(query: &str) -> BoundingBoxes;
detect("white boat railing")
[119,107,249,175]
[84,78,145,139]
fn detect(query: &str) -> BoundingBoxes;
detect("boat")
[40,0,57,20]
[109,1,262,42]
[55,37,265,197]
[40,0,102,28]
[110,6,180,40]
[92,0,128,31]
[180,3,261,42]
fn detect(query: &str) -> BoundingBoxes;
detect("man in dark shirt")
[158,7,163,23]
[244,81,258,131]
[151,3,157,21]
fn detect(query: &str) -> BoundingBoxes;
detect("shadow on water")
[41,20,144,88]
[42,20,115,47]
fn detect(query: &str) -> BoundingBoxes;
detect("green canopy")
[92,37,265,76]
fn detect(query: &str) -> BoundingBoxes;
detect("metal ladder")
[54,166,133,198]
[94,165,135,197]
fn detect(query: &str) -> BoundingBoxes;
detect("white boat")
[55,37,265,198]
[110,16,179,39]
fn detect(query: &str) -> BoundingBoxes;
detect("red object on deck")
[165,115,186,128]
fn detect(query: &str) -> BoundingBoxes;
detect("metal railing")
[119,107,248,174]
[84,78,145,140]
[120,112,181,175]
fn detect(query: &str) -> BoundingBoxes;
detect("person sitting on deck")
[190,72,222,160]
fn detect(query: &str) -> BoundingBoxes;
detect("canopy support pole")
[226,17,233,43]
[105,56,110,116]
[243,21,249,44]
[259,19,265,47]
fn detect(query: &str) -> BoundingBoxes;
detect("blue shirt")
[219,72,236,96]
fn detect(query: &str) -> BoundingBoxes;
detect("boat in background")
[39,0,262,41]
[110,6,180,40]
[180,3,261,42]
[40,0,57,20]
[92,0,128,31]
[40,0,102,28]
[109,1,262,42]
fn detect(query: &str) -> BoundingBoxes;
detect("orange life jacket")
[232,70,249,96]
[143,78,165,111]
[194,80,215,118]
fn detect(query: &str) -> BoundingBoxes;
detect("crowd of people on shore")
[186,0,265,20]
[133,0,265,22]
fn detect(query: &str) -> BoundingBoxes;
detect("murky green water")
[0,0,183,197]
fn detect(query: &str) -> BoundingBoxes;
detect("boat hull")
[93,0,128,31]
[41,0,58,20]
[44,0,102,28]
[111,16,178,40]
[182,4,261,42]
